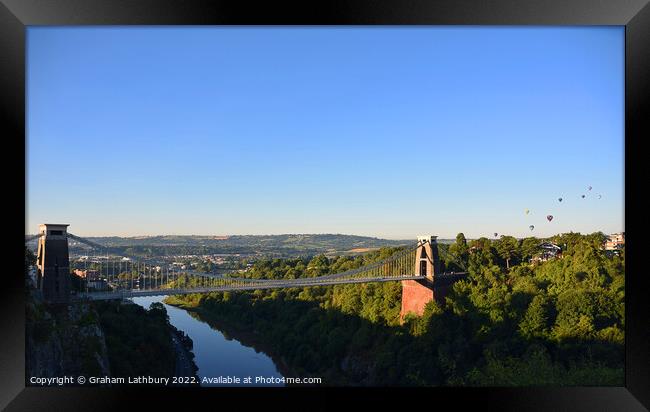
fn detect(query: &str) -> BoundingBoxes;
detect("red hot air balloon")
[547,215,553,222]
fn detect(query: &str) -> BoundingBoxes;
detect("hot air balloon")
[581,194,586,198]
[529,225,535,231]
[525,209,530,215]
[494,232,498,238]
[598,194,602,199]
[558,197,563,202]
[547,215,553,222]
[588,186,592,191]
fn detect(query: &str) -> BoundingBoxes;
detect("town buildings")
[530,242,562,263]
[604,232,625,250]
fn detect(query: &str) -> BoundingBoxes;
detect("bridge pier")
[36,223,71,304]
[400,235,441,320]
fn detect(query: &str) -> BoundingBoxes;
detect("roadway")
[79,274,424,300]
[77,273,468,301]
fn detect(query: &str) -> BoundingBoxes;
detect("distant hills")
[27,233,457,257]
[82,234,413,257]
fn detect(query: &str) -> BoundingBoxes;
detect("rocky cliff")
[25,290,110,385]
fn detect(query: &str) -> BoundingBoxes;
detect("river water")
[132,296,284,386]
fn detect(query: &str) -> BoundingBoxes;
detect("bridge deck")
[78,273,468,301]
[78,275,422,301]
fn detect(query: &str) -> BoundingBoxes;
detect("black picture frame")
[2,0,648,410]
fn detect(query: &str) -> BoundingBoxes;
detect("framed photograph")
[3,0,648,410]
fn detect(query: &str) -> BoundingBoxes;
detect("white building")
[531,242,562,263]
[604,233,625,251]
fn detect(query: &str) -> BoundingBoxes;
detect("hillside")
[71,234,420,257]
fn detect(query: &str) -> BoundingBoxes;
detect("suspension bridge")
[28,224,468,317]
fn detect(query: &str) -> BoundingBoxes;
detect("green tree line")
[166,232,623,386]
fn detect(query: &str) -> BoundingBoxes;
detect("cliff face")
[25,291,110,385]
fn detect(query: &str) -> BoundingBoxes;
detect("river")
[132,296,284,387]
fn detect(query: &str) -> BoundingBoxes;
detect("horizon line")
[25,230,623,240]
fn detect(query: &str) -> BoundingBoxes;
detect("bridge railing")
[65,234,468,298]
[306,243,420,281]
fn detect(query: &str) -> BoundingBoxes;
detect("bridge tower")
[36,224,71,304]
[400,235,441,320]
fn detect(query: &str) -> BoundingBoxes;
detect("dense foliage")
[94,301,177,379]
[168,232,623,386]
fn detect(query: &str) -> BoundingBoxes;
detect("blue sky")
[27,27,624,239]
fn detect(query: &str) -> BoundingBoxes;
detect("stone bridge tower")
[36,223,71,304]
[400,235,441,320]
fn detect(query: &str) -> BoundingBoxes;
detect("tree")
[553,290,597,340]
[518,295,552,339]
[551,232,583,255]
[307,255,330,276]
[448,233,470,269]
[494,236,520,270]
[468,237,496,274]
[149,302,169,322]
[585,232,608,250]
[520,237,539,262]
